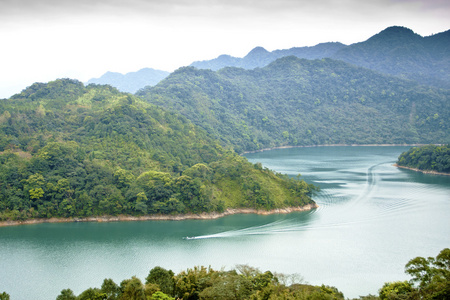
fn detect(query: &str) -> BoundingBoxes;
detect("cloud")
[2,0,449,30]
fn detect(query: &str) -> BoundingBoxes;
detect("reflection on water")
[1,146,449,299]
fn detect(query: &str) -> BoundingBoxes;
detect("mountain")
[87,68,170,93]
[332,26,450,88]
[190,42,346,70]
[88,26,449,95]
[190,26,450,88]
[138,56,449,153]
[0,79,315,221]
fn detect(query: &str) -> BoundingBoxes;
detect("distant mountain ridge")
[190,26,450,88]
[190,42,346,70]
[86,26,449,93]
[333,26,450,88]
[87,68,169,94]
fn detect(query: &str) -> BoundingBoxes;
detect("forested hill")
[137,57,449,153]
[189,26,449,89]
[0,79,315,221]
[396,145,450,174]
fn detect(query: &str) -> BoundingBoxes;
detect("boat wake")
[184,161,402,241]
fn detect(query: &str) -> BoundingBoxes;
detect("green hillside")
[137,57,449,153]
[0,79,315,221]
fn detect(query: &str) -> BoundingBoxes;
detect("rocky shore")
[242,143,429,154]
[0,203,318,227]
[394,164,450,176]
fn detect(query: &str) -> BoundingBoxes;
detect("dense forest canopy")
[396,145,450,173]
[137,57,449,153]
[0,79,315,221]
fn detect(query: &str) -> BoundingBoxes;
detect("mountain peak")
[245,46,270,58]
[380,26,416,35]
[368,26,422,43]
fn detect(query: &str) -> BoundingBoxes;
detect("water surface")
[1,146,449,299]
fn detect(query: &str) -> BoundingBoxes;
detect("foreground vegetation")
[0,79,316,222]
[2,248,446,300]
[396,145,450,174]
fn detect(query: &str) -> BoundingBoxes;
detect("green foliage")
[101,278,120,300]
[379,281,414,300]
[60,265,343,300]
[56,249,449,300]
[0,79,315,221]
[119,277,146,300]
[146,267,175,296]
[405,248,450,299]
[0,292,10,300]
[396,145,450,173]
[137,58,449,153]
[150,291,174,300]
[375,248,450,300]
[351,295,379,300]
[77,287,106,300]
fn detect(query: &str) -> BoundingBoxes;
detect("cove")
[1,146,449,299]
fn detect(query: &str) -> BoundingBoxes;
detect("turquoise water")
[1,146,449,299]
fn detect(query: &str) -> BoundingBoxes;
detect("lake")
[1,146,449,299]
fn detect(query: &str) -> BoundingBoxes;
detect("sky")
[0,0,449,98]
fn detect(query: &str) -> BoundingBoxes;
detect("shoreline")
[242,143,436,154]
[0,203,318,227]
[393,164,450,176]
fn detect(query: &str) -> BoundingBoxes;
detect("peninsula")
[395,145,450,175]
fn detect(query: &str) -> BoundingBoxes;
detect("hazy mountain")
[87,68,170,93]
[190,42,346,70]
[138,56,449,152]
[332,26,450,88]
[88,26,449,94]
[190,26,449,88]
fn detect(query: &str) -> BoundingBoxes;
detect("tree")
[150,291,174,300]
[405,248,450,299]
[24,173,46,204]
[56,289,76,300]
[119,276,146,300]
[101,278,120,300]
[146,266,175,296]
[199,272,253,300]
[77,288,106,300]
[379,281,414,300]
[0,292,10,300]
[174,266,218,299]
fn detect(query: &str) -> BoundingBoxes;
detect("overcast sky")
[0,0,449,98]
